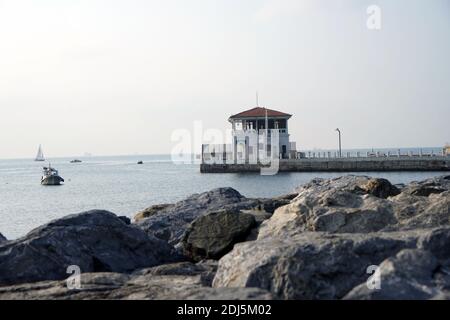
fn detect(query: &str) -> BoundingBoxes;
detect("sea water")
[0,151,446,239]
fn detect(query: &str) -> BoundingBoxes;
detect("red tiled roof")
[229,107,292,119]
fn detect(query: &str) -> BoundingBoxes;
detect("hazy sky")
[0,0,449,158]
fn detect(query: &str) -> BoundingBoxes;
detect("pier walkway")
[200,156,450,173]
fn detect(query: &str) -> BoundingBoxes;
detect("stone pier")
[200,156,450,173]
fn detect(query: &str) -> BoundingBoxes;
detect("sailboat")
[35,145,45,162]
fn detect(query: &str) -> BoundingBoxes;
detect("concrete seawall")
[200,157,450,173]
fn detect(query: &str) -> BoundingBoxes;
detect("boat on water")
[70,159,82,163]
[35,145,45,162]
[137,161,144,164]
[41,164,64,186]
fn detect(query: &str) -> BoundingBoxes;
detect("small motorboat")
[41,164,64,185]
[137,161,143,164]
[70,159,82,163]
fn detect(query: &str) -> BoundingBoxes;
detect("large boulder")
[387,191,450,231]
[345,228,450,300]
[182,211,256,261]
[402,176,450,197]
[213,230,422,299]
[259,175,450,238]
[136,188,264,245]
[344,249,447,300]
[0,210,181,286]
[259,176,398,238]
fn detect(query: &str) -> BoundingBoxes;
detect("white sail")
[35,145,45,161]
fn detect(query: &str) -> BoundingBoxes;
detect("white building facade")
[201,106,296,164]
[228,107,294,163]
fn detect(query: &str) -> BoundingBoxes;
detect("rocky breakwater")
[0,210,182,286]
[0,175,448,300]
[213,175,450,299]
[135,187,292,246]
[0,189,287,299]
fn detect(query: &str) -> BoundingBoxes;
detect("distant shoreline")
[0,146,445,161]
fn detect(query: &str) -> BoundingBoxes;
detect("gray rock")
[0,210,181,286]
[134,204,173,222]
[136,188,263,245]
[257,196,294,214]
[259,176,398,237]
[182,211,256,261]
[213,230,420,299]
[417,227,450,261]
[402,176,450,197]
[411,186,446,197]
[344,248,449,300]
[0,271,272,300]
[132,261,218,286]
[360,178,400,199]
[118,216,131,225]
[259,175,450,238]
[0,233,6,243]
[389,190,450,231]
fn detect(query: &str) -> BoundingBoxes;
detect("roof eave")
[229,114,292,121]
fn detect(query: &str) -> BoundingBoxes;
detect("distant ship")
[35,145,45,162]
[70,159,82,163]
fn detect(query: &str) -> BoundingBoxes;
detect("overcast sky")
[0,0,449,158]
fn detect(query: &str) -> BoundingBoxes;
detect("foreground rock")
[259,175,449,238]
[133,261,218,286]
[213,228,450,299]
[387,177,450,231]
[0,210,181,286]
[260,176,397,237]
[344,248,449,300]
[0,262,272,300]
[402,175,450,196]
[182,211,256,261]
[136,188,288,245]
[0,233,6,243]
[345,227,450,299]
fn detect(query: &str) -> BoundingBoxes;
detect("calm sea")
[0,150,446,239]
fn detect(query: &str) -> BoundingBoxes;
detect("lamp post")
[335,128,342,158]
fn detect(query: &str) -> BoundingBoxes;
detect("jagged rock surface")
[136,188,286,245]
[0,264,271,300]
[182,210,256,261]
[213,230,426,299]
[0,210,181,286]
[259,175,449,238]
